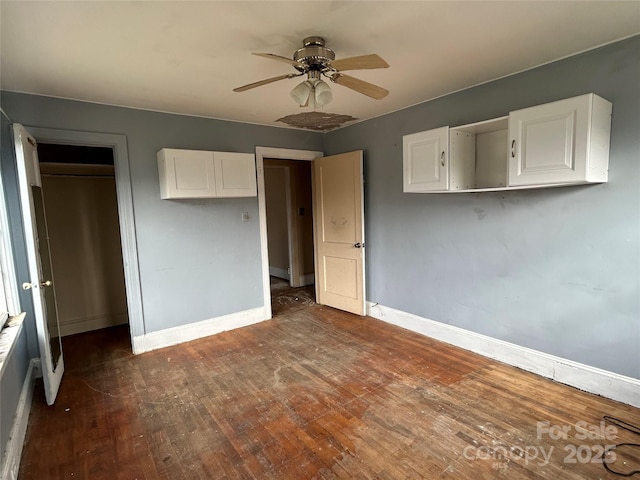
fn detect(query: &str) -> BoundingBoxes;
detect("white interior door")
[312,151,366,315]
[13,123,64,405]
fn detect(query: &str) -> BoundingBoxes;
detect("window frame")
[0,167,21,327]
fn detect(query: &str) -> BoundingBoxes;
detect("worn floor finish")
[270,277,315,317]
[19,300,640,479]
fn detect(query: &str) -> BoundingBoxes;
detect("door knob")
[40,280,52,287]
[354,242,364,248]
[22,282,35,290]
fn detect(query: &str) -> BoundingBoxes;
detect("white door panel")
[313,151,365,316]
[13,123,64,405]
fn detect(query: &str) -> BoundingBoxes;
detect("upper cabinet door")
[158,149,216,199]
[158,149,257,199]
[403,126,449,192]
[508,94,611,186]
[213,152,257,197]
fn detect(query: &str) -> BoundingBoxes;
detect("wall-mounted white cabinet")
[403,93,612,193]
[158,148,257,199]
[508,94,611,186]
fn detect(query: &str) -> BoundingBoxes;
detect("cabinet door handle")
[511,140,516,158]
[440,151,445,167]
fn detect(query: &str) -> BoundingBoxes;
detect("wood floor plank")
[18,296,640,479]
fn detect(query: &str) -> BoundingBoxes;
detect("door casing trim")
[24,126,145,343]
[255,147,322,318]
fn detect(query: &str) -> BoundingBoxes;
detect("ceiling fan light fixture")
[290,80,313,106]
[290,77,333,108]
[314,79,333,106]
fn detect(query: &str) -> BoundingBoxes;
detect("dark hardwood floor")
[19,296,640,479]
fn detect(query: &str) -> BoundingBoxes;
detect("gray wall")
[0,94,323,339]
[325,36,640,379]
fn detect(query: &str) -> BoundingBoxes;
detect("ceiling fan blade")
[330,74,389,100]
[330,54,389,71]
[233,73,299,92]
[252,52,305,69]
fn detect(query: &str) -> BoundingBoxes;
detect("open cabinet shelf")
[403,93,612,193]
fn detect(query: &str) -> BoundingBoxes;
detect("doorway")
[257,147,367,317]
[256,147,322,318]
[37,143,129,337]
[264,159,315,287]
[24,126,143,356]
[263,158,316,316]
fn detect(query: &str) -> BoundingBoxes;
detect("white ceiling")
[1,1,639,130]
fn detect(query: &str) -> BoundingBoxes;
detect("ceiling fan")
[233,36,389,108]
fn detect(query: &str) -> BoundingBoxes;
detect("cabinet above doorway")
[158,148,257,199]
[403,93,612,193]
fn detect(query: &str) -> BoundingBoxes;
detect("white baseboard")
[60,313,128,337]
[367,302,640,408]
[1,358,36,480]
[298,273,314,286]
[132,306,269,354]
[269,267,289,280]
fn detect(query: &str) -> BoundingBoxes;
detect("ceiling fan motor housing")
[293,36,335,70]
